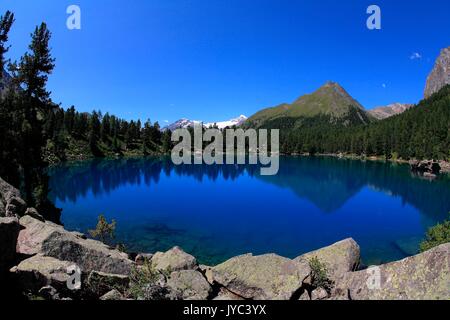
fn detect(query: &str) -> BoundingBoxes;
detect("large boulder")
[210,253,310,300]
[167,270,212,300]
[5,196,27,217]
[100,289,126,301]
[16,215,66,256]
[17,216,133,275]
[294,238,360,282]
[0,217,20,272]
[10,254,75,294]
[150,247,197,272]
[0,177,26,217]
[332,243,450,300]
[0,177,21,204]
[24,208,45,222]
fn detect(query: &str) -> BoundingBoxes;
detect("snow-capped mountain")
[163,115,247,131]
[163,119,201,132]
[204,115,248,129]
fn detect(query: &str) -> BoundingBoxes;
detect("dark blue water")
[49,156,450,266]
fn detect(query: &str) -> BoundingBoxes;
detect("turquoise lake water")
[49,156,450,266]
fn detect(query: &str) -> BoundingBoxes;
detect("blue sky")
[1,0,449,124]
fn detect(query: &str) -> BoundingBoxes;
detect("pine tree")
[0,11,14,72]
[89,111,101,155]
[0,11,15,183]
[6,22,60,221]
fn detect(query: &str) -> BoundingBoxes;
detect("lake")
[48,156,450,266]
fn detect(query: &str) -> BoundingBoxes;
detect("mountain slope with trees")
[273,85,450,160]
[246,81,374,129]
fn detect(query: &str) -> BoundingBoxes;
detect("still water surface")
[49,156,450,266]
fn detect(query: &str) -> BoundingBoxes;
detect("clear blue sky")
[1,0,449,124]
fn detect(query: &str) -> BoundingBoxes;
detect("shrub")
[420,217,450,253]
[309,256,334,292]
[127,259,160,299]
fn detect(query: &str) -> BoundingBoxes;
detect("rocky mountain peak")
[317,81,356,101]
[425,46,450,98]
[323,81,342,88]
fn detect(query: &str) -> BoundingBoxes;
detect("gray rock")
[24,208,45,222]
[17,216,134,275]
[11,254,75,293]
[213,288,245,300]
[16,215,66,256]
[151,247,197,272]
[332,243,450,300]
[0,177,21,204]
[439,161,450,173]
[202,266,215,284]
[5,196,27,217]
[294,238,360,283]
[38,286,62,300]
[138,284,182,300]
[100,289,125,301]
[87,271,130,297]
[135,253,154,266]
[298,291,310,300]
[0,217,20,271]
[211,253,310,300]
[311,288,328,300]
[167,270,212,300]
[70,231,87,240]
[0,178,26,218]
[425,46,450,98]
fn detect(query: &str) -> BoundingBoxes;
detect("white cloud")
[164,120,169,123]
[410,52,422,60]
[382,83,387,88]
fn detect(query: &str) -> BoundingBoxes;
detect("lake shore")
[283,152,450,174]
[49,148,450,176]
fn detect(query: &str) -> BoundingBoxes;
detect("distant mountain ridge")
[368,103,414,120]
[163,115,248,131]
[246,81,373,129]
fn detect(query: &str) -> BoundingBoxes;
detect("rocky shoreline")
[279,153,450,175]
[1,177,449,300]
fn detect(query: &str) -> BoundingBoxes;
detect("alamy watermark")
[66,5,381,31]
[67,5,81,30]
[367,5,381,30]
[171,125,280,176]
[366,266,382,290]
[67,264,82,290]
